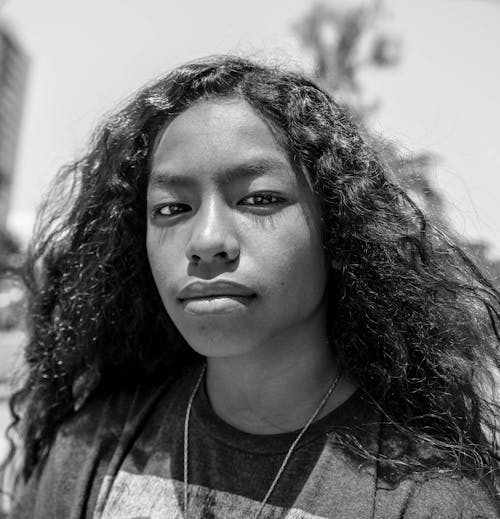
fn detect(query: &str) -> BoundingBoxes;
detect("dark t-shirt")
[9,365,499,518]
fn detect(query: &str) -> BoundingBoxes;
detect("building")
[0,22,28,230]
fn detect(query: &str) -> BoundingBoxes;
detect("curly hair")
[4,55,500,496]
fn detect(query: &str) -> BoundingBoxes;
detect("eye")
[240,193,285,206]
[152,203,190,217]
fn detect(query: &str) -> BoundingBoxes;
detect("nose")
[185,199,240,265]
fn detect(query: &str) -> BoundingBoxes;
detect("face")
[147,98,328,358]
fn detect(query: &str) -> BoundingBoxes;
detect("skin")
[147,98,356,434]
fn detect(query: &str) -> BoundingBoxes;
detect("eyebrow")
[149,157,290,190]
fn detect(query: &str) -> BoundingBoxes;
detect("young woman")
[2,55,499,518]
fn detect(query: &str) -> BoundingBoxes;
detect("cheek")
[146,232,161,278]
[146,231,177,294]
[263,223,327,299]
[147,223,178,265]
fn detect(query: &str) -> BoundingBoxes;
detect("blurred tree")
[0,228,20,272]
[0,170,21,273]
[0,173,24,329]
[0,164,26,330]
[294,0,500,285]
[294,1,442,215]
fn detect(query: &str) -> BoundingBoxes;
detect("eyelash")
[152,192,285,218]
[154,203,189,217]
[240,193,284,206]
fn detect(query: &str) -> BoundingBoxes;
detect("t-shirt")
[9,364,499,519]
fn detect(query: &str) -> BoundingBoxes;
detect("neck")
[204,326,357,434]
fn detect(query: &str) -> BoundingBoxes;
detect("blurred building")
[0,22,28,230]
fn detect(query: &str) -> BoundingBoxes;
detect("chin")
[189,345,254,359]
[183,333,256,359]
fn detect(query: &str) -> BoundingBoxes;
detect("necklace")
[183,364,342,519]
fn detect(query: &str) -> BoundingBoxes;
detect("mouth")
[177,281,256,315]
[180,294,255,315]
[177,280,256,300]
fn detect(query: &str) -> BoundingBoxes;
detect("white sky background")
[1,0,500,257]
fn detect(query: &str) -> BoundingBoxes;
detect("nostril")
[189,254,202,265]
[185,234,240,264]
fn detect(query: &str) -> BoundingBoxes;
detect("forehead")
[149,99,294,185]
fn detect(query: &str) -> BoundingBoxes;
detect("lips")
[177,280,256,316]
[177,280,256,301]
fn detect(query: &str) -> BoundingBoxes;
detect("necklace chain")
[183,364,342,519]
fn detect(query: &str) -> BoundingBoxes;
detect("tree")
[294,0,500,285]
[0,174,21,273]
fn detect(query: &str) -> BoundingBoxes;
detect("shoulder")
[338,402,500,518]
[48,375,180,469]
[400,474,499,519]
[370,419,498,518]
[57,367,189,443]
[8,375,179,519]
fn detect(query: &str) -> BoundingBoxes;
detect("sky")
[1,0,500,257]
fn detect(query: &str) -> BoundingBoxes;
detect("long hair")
[4,55,500,493]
